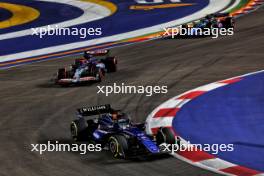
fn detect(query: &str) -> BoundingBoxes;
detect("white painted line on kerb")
[0,0,232,62]
[0,0,112,40]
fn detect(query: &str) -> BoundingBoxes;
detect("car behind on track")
[55,50,117,85]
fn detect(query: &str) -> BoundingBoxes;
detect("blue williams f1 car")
[70,104,176,159]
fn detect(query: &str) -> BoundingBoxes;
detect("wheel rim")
[157,129,166,144]
[96,73,100,80]
[96,69,103,81]
[70,123,77,140]
[109,140,117,154]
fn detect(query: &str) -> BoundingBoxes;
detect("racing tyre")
[95,68,104,82]
[156,127,176,145]
[103,57,117,72]
[57,68,66,80]
[224,17,234,29]
[70,118,88,141]
[108,135,128,159]
[108,58,117,72]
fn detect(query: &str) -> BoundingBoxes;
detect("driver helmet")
[75,58,87,67]
[117,118,130,129]
[111,110,119,120]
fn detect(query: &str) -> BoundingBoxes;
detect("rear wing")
[85,50,109,57]
[213,13,230,17]
[77,104,112,116]
[205,13,230,19]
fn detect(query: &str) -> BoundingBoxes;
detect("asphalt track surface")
[0,7,263,176]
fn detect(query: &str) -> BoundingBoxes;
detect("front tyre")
[57,68,66,80]
[95,68,104,82]
[108,135,128,159]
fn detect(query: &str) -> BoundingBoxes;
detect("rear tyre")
[108,135,128,159]
[109,58,117,72]
[156,128,176,145]
[103,57,117,72]
[70,118,88,141]
[225,17,234,29]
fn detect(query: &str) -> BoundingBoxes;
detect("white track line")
[0,0,111,40]
[146,69,264,175]
[0,0,232,62]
